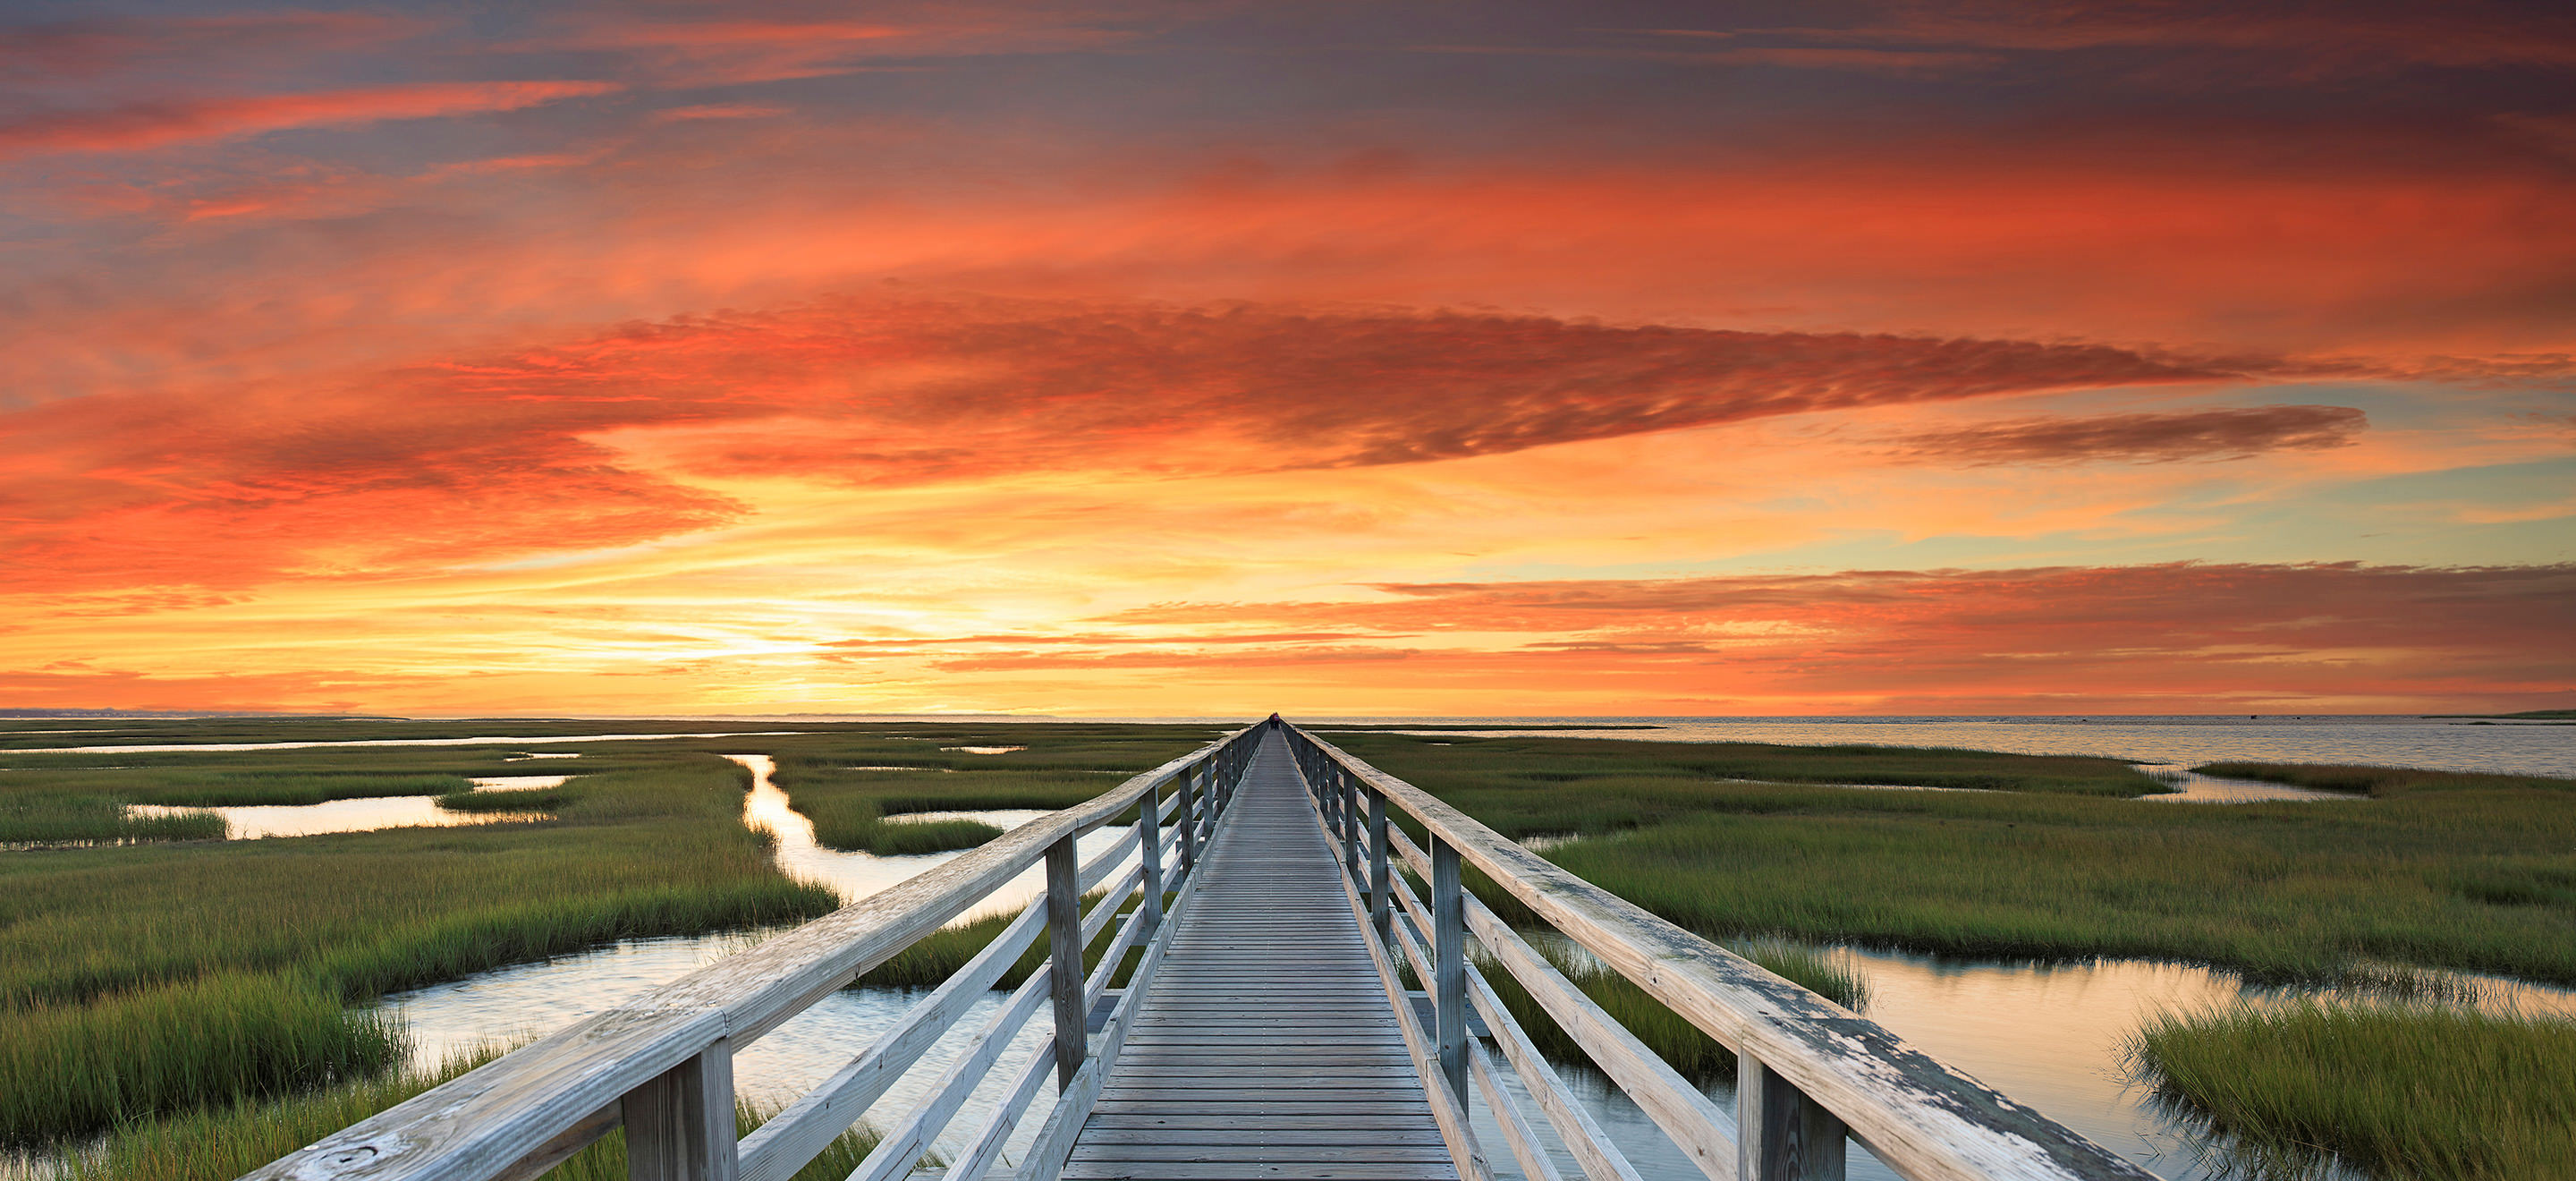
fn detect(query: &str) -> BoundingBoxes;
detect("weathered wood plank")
[1063,732,1463,1181]
[1062,1164,1460,1180]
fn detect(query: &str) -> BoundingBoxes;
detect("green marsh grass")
[2193,761,2576,799]
[435,786,573,812]
[2,973,403,1144]
[2,720,1200,1144]
[0,794,223,845]
[1338,734,2576,984]
[0,754,835,1143]
[2127,1001,2576,1181]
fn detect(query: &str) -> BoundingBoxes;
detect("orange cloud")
[1063,563,2576,712]
[0,296,2258,594]
[1885,404,2367,464]
[0,81,620,158]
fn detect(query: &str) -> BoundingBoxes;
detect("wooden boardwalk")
[1064,731,1459,1181]
[244,718,2164,1181]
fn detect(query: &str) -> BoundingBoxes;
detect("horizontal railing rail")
[1280,721,2163,1181]
[244,722,1266,1181]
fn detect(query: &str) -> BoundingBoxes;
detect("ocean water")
[1284,714,2576,777]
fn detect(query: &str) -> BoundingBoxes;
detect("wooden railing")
[1280,721,2165,1181]
[244,723,1265,1181]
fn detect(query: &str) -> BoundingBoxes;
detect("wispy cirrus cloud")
[1070,562,2576,711]
[1886,404,2368,464]
[0,81,620,158]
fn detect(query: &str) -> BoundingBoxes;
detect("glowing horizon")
[4,2,2571,716]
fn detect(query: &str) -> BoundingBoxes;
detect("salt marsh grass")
[2127,1000,2576,1181]
[1337,734,2576,984]
[0,756,834,1143]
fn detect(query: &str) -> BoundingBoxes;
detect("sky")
[2,0,2571,717]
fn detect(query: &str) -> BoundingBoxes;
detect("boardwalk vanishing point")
[245,718,2165,1181]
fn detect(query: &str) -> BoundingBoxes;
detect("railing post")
[1045,835,1087,1089]
[1176,761,1198,878]
[622,1042,737,1181]
[1137,781,1164,936]
[1368,787,1390,949]
[1740,1052,1847,1180]
[1201,760,1221,843]
[1431,835,1467,1100]
[1339,770,1360,886]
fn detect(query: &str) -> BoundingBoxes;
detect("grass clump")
[2193,761,2576,799]
[2127,1001,2576,1181]
[435,786,572,813]
[863,817,1008,855]
[0,795,223,845]
[2,973,403,1145]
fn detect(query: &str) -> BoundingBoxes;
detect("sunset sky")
[4,1,2571,716]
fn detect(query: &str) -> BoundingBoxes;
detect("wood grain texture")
[1063,731,1463,1181]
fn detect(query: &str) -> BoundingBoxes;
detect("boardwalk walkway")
[1064,731,1460,1181]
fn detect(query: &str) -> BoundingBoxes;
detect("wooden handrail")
[244,722,1265,1181]
[1280,721,2161,1181]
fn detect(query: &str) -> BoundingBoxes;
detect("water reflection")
[1495,941,2576,1181]
[1332,716,2573,778]
[2137,769,2351,803]
[728,755,1135,921]
[119,774,574,840]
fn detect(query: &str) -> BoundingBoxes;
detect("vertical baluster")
[1138,781,1164,936]
[1431,835,1467,1100]
[1368,787,1391,949]
[1739,1053,1846,1181]
[1339,770,1360,886]
[1044,836,1088,1088]
[1177,760,1198,879]
[623,1043,737,1181]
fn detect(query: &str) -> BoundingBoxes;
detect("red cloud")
[0,295,2254,593]
[0,81,619,157]
[1829,1,2576,72]
[1084,563,2576,712]
[1888,404,2367,463]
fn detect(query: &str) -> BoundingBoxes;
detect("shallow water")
[1507,939,2576,1181]
[730,755,1135,920]
[2139,769,2352,803]
[376,760,1158,1168]
[120,774,573,840]
[1309,715,2576,777]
